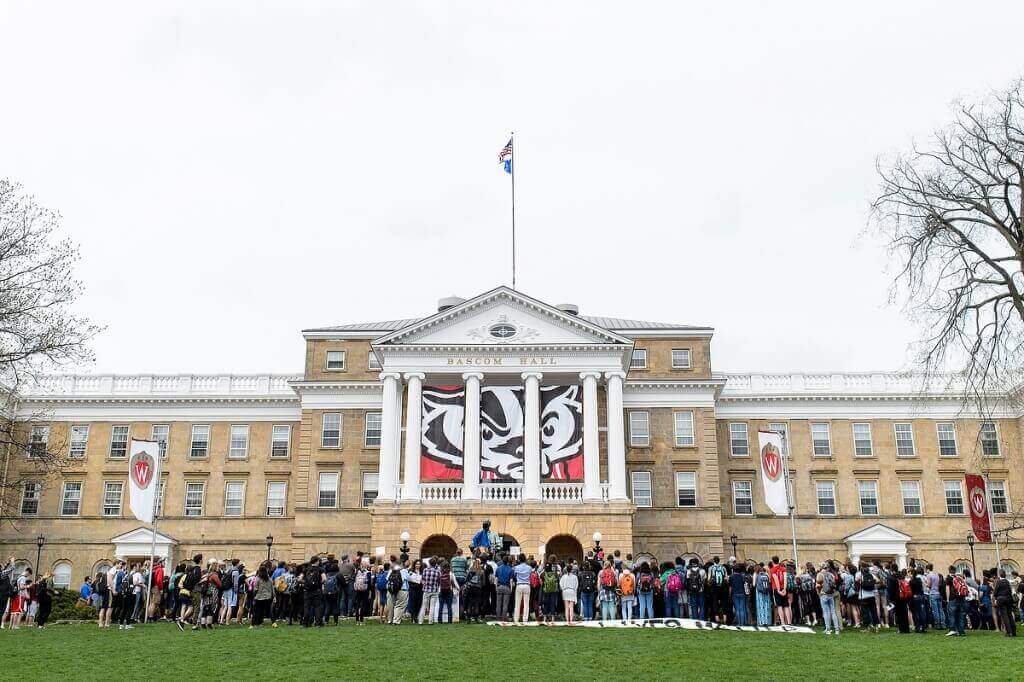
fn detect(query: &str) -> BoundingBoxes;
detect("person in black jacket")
[886,564,909,633]
[994,570,1017,637]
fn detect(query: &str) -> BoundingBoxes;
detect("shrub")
[50,589,97,621]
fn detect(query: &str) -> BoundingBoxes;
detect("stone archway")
[420,534,459,560]
[546,534,584,563]
[500,534,521,555]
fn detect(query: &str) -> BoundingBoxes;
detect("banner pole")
[782,446,798,568]
[510,131,516,290]
[144,516,158,624]
[983,472,1001,569]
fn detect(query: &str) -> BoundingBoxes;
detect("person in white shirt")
[560,565,579,624]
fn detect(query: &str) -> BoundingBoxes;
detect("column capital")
[604,371,627,381]
[579,371,602,381]
[379,371,403,382]
[402,372,425,382]
[520,371,544,382]
[461,372,484,382]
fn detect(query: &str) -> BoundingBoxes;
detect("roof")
[305,315,710,334]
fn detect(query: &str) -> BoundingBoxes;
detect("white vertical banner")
[757,430,788,516]
[128,439,162,523]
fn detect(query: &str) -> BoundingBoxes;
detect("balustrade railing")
[419,483,463,502]
[541,482,584,503]
[480,482,523,503]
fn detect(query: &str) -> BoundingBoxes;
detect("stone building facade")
[0,286,1019,587]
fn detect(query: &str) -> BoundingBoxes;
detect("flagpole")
[143,516,158,624]
[510,131,516,290]
[782,439,799,568]
[983,471,1002,569]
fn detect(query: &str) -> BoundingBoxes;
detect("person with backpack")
[815,561,839,633]
[797,563,818,627]
[494,555,515,622]
[728,563,750,626]
[872,561,890,629]
[707,557,728,624]
[660,561,682,619]
[175,554,202,631]
[635,562,656,621]
[574,559,596,621]
[598,560,618,621]
[540,556,561,623]
[754,564,773,626]
[385,558,409,625]
[946,565,968,636]
[994,569,1016,637]
[353,558,372,624]
[462,559,484,623]
[855,562,879,631]
[323,558,341,625]
[437,559,456,624]
[618,566,636,621]
[886,563,910,633]
[683,559,704,620]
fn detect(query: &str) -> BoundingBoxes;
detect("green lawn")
[0,620,1018,680]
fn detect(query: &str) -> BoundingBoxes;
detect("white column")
[605,371,628,501]
[462,372,483,501]
[401,372,425,500]
[522,371,543,501]
[580,371,602,501]
[377,372,402,501]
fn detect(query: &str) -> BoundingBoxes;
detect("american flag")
[498,138,513,174]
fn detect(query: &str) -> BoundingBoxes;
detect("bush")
[50,589,97,621]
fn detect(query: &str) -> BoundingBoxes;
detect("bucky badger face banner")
[540,385,584,481]
[479,386,525,481]
[420,385,465,481]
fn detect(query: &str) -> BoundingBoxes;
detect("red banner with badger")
[420,385,465,481]
[966,474,993,543]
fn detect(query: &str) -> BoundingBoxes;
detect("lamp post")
[35,534,44,573]
[265,534,273,562]
[592,531,602,556]
[730,533,738,558]
[966,532,976,573]
[399,531,410,564]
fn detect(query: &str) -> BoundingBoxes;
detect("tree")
[0,179,100,525]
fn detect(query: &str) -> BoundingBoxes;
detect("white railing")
[541,482,584,503]
[480,482,523,503]
[601,482,611,502]
[419,483,463,503]
[23,373,302,398]
[721,372,971,397]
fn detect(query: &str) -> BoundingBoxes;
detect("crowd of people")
[2,548,1023,637]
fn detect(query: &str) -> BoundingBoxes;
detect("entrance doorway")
[545,534,584,563]
[420,534,459,560]
[500,535,521,556]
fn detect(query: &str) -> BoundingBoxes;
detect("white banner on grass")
[491,618,814,634]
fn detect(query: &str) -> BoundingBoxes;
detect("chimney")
[437,296,465,312]
[556,303,579,315]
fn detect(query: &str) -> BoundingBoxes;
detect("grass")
[0,619,1018,680]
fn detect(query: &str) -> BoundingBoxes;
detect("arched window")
[52,561,72,589]
[94,560,112,576]
[681,552,702,566]
[953,560,971,576]
[633,553,658,570]
[999,560,1019,576]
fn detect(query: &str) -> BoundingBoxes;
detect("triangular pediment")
[374,287,631,347]
[843,523,911,543]
[111,527,178,545]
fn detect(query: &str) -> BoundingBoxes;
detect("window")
[858,481,878,516]
[318,472,339,508]
[228,425,249,459]
[184,482,205,517]
[936,422,958,457]
[671,348,691,369]
[364,412,382,447]
[954,560,972,575]
[271,425,291,458]
[980,422,1000,456]
[815,481,836,516]
[630,471,652,507]
[61,481,82,516]
[102,481,123,517]
[629,348,647,369]
[768,422,789,455]
[811,423,831,457]
[151,425,169,458]
[224,481,245,517]
[728,423,749,456]
[109,425,130,459]
[852,422,873,457]
[190,425,210,459]
[321,413,341,448]
[733,480,753,515]
[154,480,165,517]
[20,482,41,516]
[675,471,697,507]
[361,472,378,507]
[266,481,287,516]
[990,480,1009,515]
[944,480,964,515]
[894,423,916,457]
[29,425,49,458]
[326,350,346,370]
[900,480,922,515]
[69,425,90,458]
[367,353,382,371]
[629,412,650,447]
[674,411,695,447]
[53,562,72,589]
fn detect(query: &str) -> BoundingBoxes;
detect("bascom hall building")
[1,286,1020,587]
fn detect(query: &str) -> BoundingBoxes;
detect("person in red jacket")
[148,559,165,620]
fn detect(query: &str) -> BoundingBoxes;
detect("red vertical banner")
[965,474,993,543]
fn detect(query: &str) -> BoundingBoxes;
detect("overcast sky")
[3,1,1023,375]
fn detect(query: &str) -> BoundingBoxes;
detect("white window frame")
[361,471,378,507]
[815,480,837,516]
[69,425,90,459]
[728,422,749,456]
[894,422,916,457]
[29,425,50,458]
[325,350,346,371]
[675,471,697,508]
[629,348,647,369]
[364,412,382,448]
[318,472,339,509]
[630,471,652,507]
[321,413,342,448]
[266,481,287,517]
[936,422,958,457]
[102,481,124,517]
[674,411,695,447]
[629,411,650,447]
[271,425,291,458]
[732,480,753,516]
[768,422,789,456]
[810,423,832,457]
[223,480,246,517]
[61,481,83,517]
[900,480,922,516]
[20,481,41,516]
[108,424,130,459]
[980,422,1001,456]
[151,424,170,459]
[154,480,165,517]
[52,561,72,589]
[858,480,879,516]
[189,424,210,459]
[852,422,873,457]
[184,481,205,517]
[228,424,250,459]
[944,480,965,515]
[990,480,1010,515]
[671,348,691,369]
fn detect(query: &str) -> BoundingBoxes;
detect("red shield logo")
[761,443,782,482]
[131,451,155,489]
[970,487,986,517]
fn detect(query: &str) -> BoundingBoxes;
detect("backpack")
[619,573,635,596]
[710,564,726,587]
[440,569,453,595]
[529,571,541,589]
[819,571,836,596]
[274,576,288,593]
[898,579,912,601]
[599,569,616,589]
[639,573,654,593]
[579,570,596,593]
[375,571,389,591]
[94,573,107,594]
[325,573,340,596]
[182,565,201,591]
[799,574,816,593]
[860,571,876,592]
[354,570,369,592]
[952,575,969,598]
[387,570,403,596]
[666,572,682,595]
[756,572,771,594]
[542,571,559,594]
[784,571,796,592]
[120,571,133,594]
